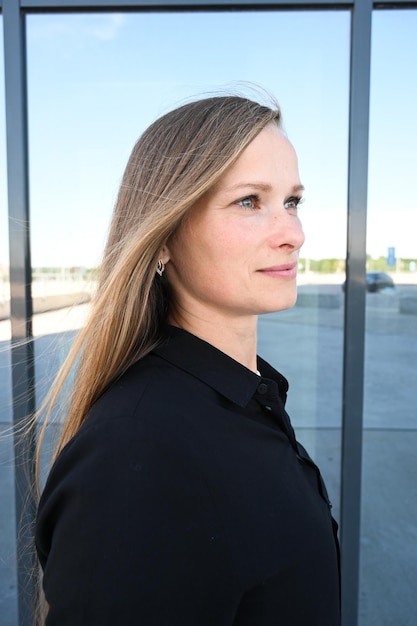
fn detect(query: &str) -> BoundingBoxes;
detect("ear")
[159,245,170,265]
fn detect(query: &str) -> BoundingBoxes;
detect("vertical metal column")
[3,1,37,624]
[341,1,372,625]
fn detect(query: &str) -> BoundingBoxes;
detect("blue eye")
[236,195,260,210]
[284,196,304,211]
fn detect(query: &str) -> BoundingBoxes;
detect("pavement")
[0,284,416,626]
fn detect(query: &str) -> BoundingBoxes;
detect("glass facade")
[1,3,416,626]
[360,9,417,626]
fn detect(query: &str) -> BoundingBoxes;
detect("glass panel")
[0,15,18,626]
[27,10,349,520]
[361,9,417,626]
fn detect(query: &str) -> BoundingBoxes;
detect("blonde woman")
[35,95,340,625]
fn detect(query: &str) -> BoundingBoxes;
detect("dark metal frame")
[1,1,416,624]
[2,2,37,625]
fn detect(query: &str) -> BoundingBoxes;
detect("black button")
[257,382,268,395]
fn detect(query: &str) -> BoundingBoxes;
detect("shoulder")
[74,350,203,444]
[39,350,214,504]
[49,352,197,472]
[36,353,213,565]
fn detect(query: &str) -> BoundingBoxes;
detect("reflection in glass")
[361,9,417,626]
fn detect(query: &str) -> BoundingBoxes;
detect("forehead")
[213,124,299,192]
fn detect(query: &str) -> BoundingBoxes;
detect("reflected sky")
[367,10,417,262]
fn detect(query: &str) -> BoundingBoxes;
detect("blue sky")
[0,8,416,268]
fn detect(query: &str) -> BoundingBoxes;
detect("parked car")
[342,272,395,293]
[366,272,395,292]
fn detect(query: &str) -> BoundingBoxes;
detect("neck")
[168,310,258,372]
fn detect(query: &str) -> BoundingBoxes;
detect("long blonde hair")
[37,94,282,464]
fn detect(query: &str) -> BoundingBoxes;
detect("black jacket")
[36,326,340,625]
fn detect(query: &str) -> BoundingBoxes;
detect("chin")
[276,299,297,312]
[259,298,297,315]
[269,289,298,313]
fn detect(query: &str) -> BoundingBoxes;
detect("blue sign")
[387,247,396,267]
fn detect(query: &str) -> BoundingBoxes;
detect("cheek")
[207,220,255,260]
[180,225,228,267]
[170,233,237,298]
[171,214,255,279]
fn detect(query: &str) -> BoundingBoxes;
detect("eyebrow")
[223,182,305,194]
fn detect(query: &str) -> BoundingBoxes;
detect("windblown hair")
[37,94,282,465]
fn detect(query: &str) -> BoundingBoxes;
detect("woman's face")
[165,123,305,325]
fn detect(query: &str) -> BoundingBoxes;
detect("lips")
[257,263,298,279]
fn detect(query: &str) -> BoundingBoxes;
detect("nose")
[267,209,305,251]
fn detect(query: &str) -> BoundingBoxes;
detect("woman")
[35,94,340,625]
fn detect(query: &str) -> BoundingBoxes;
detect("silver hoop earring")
[156,260,165,277]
